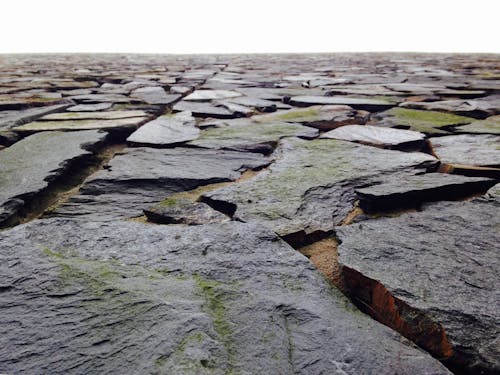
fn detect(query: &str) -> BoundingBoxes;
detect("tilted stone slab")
[400,100,493,119]
[13,117,149,132]
[289,96,396,112]
[321,125,426,148]
[184,89,242,101]
[0,130,108,226]
[355,173,496,212]
[431,134,500,167]
[131,87,180,105]
[189,120,318,154]
[39,110,148,121]
[455,115,500,135]
[0,218,451,374]
[127,112,200,146]
[373,107,474,135]
[337,199,500,374]
[202,138,437,241]
[252,105,369,130]
[53,147,270,221]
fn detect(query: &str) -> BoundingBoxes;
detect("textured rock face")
[431,134,500,167]
[126,111,200,146]
[355,173,497,211]
[321,124,425,148]
[53,147,270,220]
[1,53,499,374]
[189,120,318,153]
[337,199,500,374]
[374,107,474,135]
[203,137,436,240]
[0,218,450,374]
[0,130,108,226]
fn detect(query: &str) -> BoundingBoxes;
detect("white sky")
[1,0,499,54]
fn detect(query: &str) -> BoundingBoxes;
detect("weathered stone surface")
[131,87,180,105]
[455,115,500,135]
[127,111,199,146]
[0,218,451,374]
[431,134,500,167]
[202,138,436,241]
[66,103,113,112]
[289,96,396,112]
[225,96,278,112]
[253,105,370,130]
[144,198,229,225]
[0,103,74,130]
[355,172,496,211]
[184,89,242,101]
[400,100,492,119]
[53,148,270,221]
[0,130,107,226]
[374,107,474,135]
[337,199,500,374]
[321,125,426,149]
[39,110,148,121]
[173,101,237,119]
[69,93,135,103]
[189,120,318,153]
[12,117,148,132]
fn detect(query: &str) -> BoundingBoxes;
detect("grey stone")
[184,90,242,101]
[252,105,370,130]
[127,111,199,146]
[144,198,229,225]
[189,120,318,154]
[400,100,492,119]
[13,117,149,132]
[53,148,270,221]
[131,87,181,105]
[431,134,500,167]
[0,103,74,130]
[373,107,474,135]
[174,101,239,119]
[455,115,500,135]
[337,199,500,374]
[225,96,278,112]
[66,103,113,112]
[0,218,451,374]
[69,93,135,104]
[355,173,496,212]
[321,125,426,149]
[202,138,436,241]
[289,96,396,112]
[39,110,148,121]
[0,130,108,226]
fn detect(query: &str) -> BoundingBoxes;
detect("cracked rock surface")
[0,53,498,374]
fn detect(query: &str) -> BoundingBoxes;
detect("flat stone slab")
[131,87,180,105]
[127,112,200,146]
[400,100,492,119]
[252,105,369,130]
[202,138,436,241]
[66,103,113,112]
[355,173,496,211]
[321,125,426,148]
[184,89,243,101]
[53,148,270,221]
[39,110,148,121]
[374,107,474,135]
[455,115,500,135]
[189,120,318,154]
[289,96,396,112]
[173,101,237,119]
[0,103,74,130]
[13,117,149,132]
[431,134,500,167]
[337,199,500,373]
[0,130,107,226]
[144,198,229,225]
[0,218,450,374]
